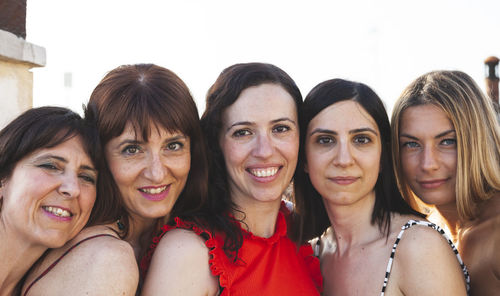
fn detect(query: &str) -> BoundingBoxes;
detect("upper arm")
[141,228,218,296]
[29,236,139,296]
[396,226,467,296]
[79,239,139,295]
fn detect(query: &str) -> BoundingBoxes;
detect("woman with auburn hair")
[0,107,99,295]
[392,70,500,295]
[297,78,469,295]
[22,64,208,295]
[142,62,322,295]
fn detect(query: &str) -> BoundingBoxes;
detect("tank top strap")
[380,220,470,296]
[23,233,119,296]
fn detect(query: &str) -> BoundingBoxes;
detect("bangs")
[99,84,197,142]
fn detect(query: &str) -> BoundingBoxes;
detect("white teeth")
[140,186,167,194]
[250,167,278,177]
[43,206,71,217]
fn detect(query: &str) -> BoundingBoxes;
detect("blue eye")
[402,141,420,149]
[441,138,456,146]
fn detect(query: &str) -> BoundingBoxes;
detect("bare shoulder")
[142,228,218,295]
[392,217,467,295]
[24,225,138,295]
[491,214,500,279]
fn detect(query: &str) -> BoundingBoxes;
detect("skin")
[399,104,457,224]
[399,104,500,295]
[105,123,191,255]
[142,83,300,295]
[307,101,466,295]
[22,123,191,295]
[0,136,97,295]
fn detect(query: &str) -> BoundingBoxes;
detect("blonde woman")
[392,70,500,295]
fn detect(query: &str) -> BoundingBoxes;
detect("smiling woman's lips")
[138,184,171,201]
[42,206,73,221]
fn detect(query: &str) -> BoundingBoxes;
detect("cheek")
[222,143,245,169]
[173,154,192,181]
[80,186,97,213]
[107,159,137,186]
[400,152,417,179]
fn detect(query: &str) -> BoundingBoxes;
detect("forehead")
[308,100,378,132]
[222,83,297,124]
[26,136,92,165]
[400,104,453,134]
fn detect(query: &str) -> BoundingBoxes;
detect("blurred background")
[1,0,500,125]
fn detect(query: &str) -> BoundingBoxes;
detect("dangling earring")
[116,218,125,231]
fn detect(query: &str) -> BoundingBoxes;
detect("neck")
[434,202,461,241]
[232,197,282,238]
[124,215,157,261]
[476,193,500,222]
[323,191,380,253]
[0,230,47,295]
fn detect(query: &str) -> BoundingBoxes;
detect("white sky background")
[27,0,500,116]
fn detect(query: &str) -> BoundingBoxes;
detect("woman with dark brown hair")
[0,106,99,295]
[142,62,322,295]
[22,64,208,295]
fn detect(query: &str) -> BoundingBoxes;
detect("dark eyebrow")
[435,129,456,138]
[349,128,378,136]
[309,127,378,137]
[164,135,188,142]
[400,129,455,140]
[118,139,143,145]
[226,121,252,132]
[226,117,297,133]
[36,155,97,173]
[309,128,336,137]
[271,117,297,125]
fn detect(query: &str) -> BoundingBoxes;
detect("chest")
[219,238,320,296]
[321,243,394,296]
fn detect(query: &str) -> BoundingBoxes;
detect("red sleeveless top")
[141,203,323,295]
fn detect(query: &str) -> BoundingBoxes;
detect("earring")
[116,218,125,231]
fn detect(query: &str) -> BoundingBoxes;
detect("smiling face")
[305,100,381,206]
[399,104,457,208]
[0,136,97,248]
[105,123,191,224]
[219,83,299,207]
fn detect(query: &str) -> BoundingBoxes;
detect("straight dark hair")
[296,78,421,241]
[200,62,304,259]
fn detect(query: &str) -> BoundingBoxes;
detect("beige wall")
[0,29,45,129]
[0,59,33,128]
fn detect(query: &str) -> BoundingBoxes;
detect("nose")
[252,133,273,159]
[421,146,439,171]
[333,140,354,168]
[58,172,80,198]
[143,153,167,183]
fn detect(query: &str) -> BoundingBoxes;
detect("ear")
[304,162,309,174]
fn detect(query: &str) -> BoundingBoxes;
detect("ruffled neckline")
[232,201,289,245]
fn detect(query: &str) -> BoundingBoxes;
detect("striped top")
[380,220,470,295]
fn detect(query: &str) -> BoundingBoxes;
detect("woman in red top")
[142,63,322,295]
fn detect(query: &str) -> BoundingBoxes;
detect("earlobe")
[304,163,309,174]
